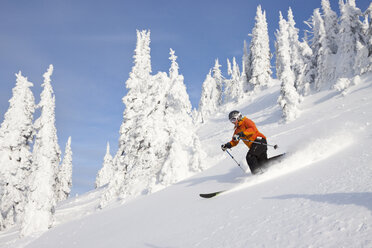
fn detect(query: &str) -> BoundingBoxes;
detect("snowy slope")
[2,75,372,248]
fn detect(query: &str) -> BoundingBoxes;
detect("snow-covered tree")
[242,40,251,92]
[286,8,306,92]
[354,35,369,75]
[321,0,339,54]
[276,12,301,122]
[352,3,372,75]
[297,40,314,95]
[367,3,372,49]
[248,5,272,89]
[227,58,232,79]
[224,57,243,103]
[311,8,335,90]
[21,64,61,237]
[364,3,372,72]
[197,70,219,122]
[362,13,369,34]
[212,59,223,104]
[197,59,223,122]
[156,48,205,189]
[275,12,289,82]
[56,137,73,202]
[336,0,365,79]
[100,32,205,208]
[95,142,114,188]
[100,30,153,207]
[168,48,179,79]
[0,72,35,230]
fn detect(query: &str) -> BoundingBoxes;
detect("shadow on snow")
[265,192,372,213]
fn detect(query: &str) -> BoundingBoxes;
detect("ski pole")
[225,150,246,173]
[239,138,278,149]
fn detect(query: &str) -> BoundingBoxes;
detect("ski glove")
[221,142,232,151]
[233,132,245,141]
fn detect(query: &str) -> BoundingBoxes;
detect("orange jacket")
[229,117,266,148]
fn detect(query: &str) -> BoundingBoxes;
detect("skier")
[221,110,267,174]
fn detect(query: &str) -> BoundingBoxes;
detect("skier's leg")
[247,139,268,174]
[257,154,267,166]
[246,152,260,174]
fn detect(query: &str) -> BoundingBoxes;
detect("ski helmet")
[228,110,242,123]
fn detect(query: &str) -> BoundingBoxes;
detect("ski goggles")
[230,117,238,123]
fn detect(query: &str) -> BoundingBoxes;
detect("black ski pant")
[246,138,268,174]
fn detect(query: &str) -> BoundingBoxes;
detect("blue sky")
[0,0,370,195]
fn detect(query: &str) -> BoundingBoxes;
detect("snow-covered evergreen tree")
[100,30,153,207]
[224,57,243,103]
[275,14,287,84]
[21,64,61,237]
[156,48,205,189]
[311,8,334,90]
[276,12,301,122]
[242,40,251,92]
[297,40,314,95]
[168,48,179,79]
[321,0,339,54]
[212,59,223,105]
[197,59,223,122]
[367,3,372,49]
[364,3,372,72]
[336,0,365,79]
[286,8,306,92]
[353,3,372,75]
[248,5,272,89]
[198,70,219,122]
[227,58,232,78]
[362,13,369,34]
[95,142,114,188]
[354,35,369,75]
[100,32,204,208]
[56,136,73,202]
[0,72,35,230]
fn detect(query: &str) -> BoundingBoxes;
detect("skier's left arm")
[234,129,254,141]
[237,118,256,139]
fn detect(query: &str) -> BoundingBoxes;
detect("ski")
[199,191,225,198]
[199,153,286,199]
[267,153,286,162]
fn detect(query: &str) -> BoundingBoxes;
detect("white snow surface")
[2,74,372,247]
